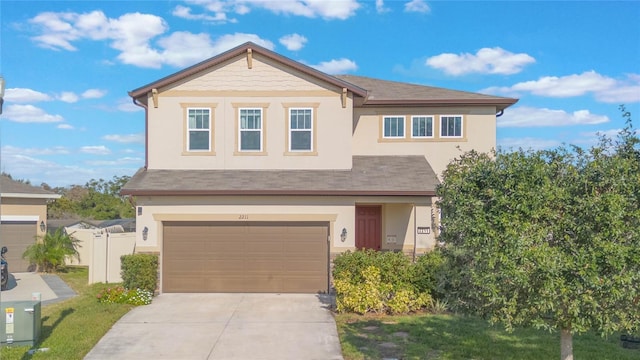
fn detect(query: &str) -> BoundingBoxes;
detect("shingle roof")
[0,175,61,199]
[336,74,518,110]
[121,156,439,197]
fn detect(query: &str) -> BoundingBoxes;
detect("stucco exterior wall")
[351,106,497,179]
[146,55,353,171]
[1,197,49,238]
[133,195,435,256]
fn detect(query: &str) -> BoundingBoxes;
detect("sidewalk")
[0,272,75,305]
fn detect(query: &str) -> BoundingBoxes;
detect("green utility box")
[1,301,42,346]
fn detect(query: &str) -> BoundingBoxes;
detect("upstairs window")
[187,108,210,151]
[239,108,262,151]
[440,115,463,138]
[383,116,405,138]
[289,108,313,151]
[412,116,434,138]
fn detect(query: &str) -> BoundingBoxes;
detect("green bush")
[121,254,158,293]
[332,250,434,315]
[22,228,80,273]
[411,248,447,299]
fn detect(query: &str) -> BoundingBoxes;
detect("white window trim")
[289,108,313,152]
[383,116,406,138]
[187,107,211,152]
[239,108,263,152]
[411,115,434,139]
[440,115,464,138]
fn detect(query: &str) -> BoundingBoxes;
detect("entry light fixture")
[40,221,46,232]
[142,226,149,241]
[340,228,347,242]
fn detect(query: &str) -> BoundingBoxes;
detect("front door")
[355,205,382,250]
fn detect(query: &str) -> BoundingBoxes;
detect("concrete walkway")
[0,272,76,305]
[85,293,344,360]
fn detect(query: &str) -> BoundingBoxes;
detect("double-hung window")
[239,108,263,151]
[411,116,434,138]
[187,108,210,151]
[289,108,312,151]
[440,115,463,138]
[383,116,405,138]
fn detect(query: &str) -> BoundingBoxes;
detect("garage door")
[0,222,37,272]
[163,221,329,293]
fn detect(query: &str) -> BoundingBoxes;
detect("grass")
[0,267,134,360]
[335,312,640,360]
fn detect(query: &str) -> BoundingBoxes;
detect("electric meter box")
[1,300,42,346]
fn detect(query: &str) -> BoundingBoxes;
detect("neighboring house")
[0,175,61,271]
[122,42,517,294]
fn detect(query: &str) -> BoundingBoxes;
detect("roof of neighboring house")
[335,74,518,110]
[0,175,61,199]
[128,42,517,111]
[98,219,136,232]
[129,42,368,100]
[121,156,439,197]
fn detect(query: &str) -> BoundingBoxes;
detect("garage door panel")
[1,222,38,272]
[163,222,328,293]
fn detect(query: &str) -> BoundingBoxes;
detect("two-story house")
[121,42,517,294]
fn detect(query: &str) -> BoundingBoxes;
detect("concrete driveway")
[84,293,344,360]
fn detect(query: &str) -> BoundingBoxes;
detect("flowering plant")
[97,286,153,305]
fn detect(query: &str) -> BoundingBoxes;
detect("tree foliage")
[47,175,135,220]
[436,107,640,359]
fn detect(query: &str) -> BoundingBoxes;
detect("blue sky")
[1,1,638,187]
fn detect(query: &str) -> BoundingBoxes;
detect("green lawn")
[335,312,639,360]
[0,267,133,360]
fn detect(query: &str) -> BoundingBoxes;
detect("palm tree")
[23,228,80,272]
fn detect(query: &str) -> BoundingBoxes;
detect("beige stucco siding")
[351,106,497,178]
[1,197,49,238]
[146,55,353,171]
[134,195,435,255]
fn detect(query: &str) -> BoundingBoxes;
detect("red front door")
[355,205,382,250]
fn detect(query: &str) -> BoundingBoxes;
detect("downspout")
[413,203,417,262]
[132,98,149,169]
[496,109,504,117]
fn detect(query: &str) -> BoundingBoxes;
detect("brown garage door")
[0,222,37,272]
[163,221,329,293]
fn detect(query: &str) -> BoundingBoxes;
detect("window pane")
[189,131,209,150]
[427,118,433,136]
[241,109,261,129]
[384,116,404,137]
[291,131,311,150]
[441,116,462,137]
[241,131,261,151]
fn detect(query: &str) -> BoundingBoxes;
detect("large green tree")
[437,108,640,360]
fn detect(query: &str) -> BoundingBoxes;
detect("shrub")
[96,286,153,305]
[23,228,80,273]
[411,248,447,299]
[121,254,158,293]
[333,249,413,285]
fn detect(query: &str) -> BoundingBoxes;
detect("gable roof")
[336,74,517,110]
[129,42,367,100]
[129,41,517,111]
[0,175,61,199]
[121,156,439,197]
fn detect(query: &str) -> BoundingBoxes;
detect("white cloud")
[279,33,307,51]
[310,58,358,74]
[117,97,143,112]
[103,133,145,144]
[58,91,79,103]
[85,157,144,166]
[3,104,64,123]
[4,88,52,103]
[80,145,111,155]
[426,47,535,75]
[498,106,610,128]
[179,0,360,21]
[57,124,74,130]
[2,145,70,156]
[28,10,277,69]
[82,89,107,99]
[482,71,640,103]
[376,0,390,13]
[404,0,430,13]
[498,137,562,151]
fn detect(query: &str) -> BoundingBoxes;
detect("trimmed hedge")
[332,249,446,314]
[121,254,158,293]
